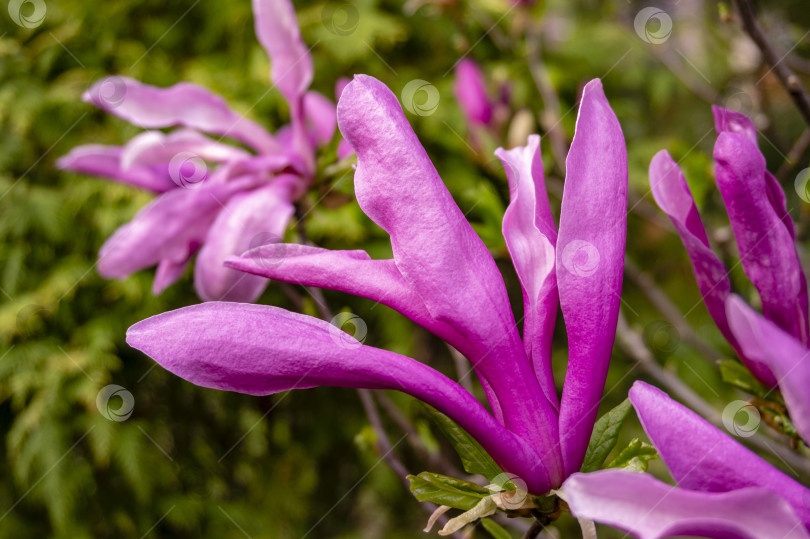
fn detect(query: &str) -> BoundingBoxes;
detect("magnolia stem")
[734,0,810,128]
[523,519,546,539]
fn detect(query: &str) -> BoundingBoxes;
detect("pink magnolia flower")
[57,0,338,302]
[126,74,628,495]
[563,381,810,538]
[453,59,494,126]
[649,107,810,439]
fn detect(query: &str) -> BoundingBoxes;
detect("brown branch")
[776,127,810,182]
[734,0,810,128]
[624,256,724,361]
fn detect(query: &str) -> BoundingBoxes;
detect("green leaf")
[481,518,513,539]
[719,359,772,400]
[407,472,491,510]
[607,438,658,472]
[421,404,504,481]
[580,398,632,473]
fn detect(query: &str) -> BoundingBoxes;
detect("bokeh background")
[1,0,809,536]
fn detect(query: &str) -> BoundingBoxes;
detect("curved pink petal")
[252,0,313,107]
[153,257,190,295]
[303,91,337,147]
[121,129,250,170]
[648,151,751,374]
[126,302,553,493]
[194,178,296,302]
[496,135,558,408]
[630,381,810,526]
[713,108,809,347]
[337,75,561,479]
[98,174,260,280]
[712,107,796,239]
[726,295,810,445]
[565,470,808,539]
[57,144,174,192]
[226,244,508,423]
[84,77,277,153]
[454,59,493,126]
[556,79,628,476]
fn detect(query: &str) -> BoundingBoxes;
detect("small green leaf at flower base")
[439,497,497,536]
[580,398,632,473]
[408,472,491,510]
[421,404,504,481]
[481,518,513,539]
[719,359,773,401]
[607,438,658,472]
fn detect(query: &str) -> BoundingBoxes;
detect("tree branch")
[734,0,810,128]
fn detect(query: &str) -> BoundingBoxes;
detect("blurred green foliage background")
[1,0,809,536]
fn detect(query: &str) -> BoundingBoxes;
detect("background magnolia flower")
[649,106,810,439]
[56,0,339,303]
[453,59,494,126]
[563,381,810,538]
[126,74,628,498]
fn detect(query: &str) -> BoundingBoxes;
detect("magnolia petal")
[564,470,809,539]
[57,144,174,192]
[337,75,560,477]
[226,244,504,422]
[556,79,628,476]
[726,296,810,445]
[98,174,259,280]
[496,135,558,408]
[630,381,810,526]
[648,151,747,361]
[713,108,809,347]
[121,129,250,170]
[126,302,551,493]
[304,91,337,146]
[153,257,190,295]
[252,0,313,106]
[454,59,493,125]
[84,77,277,153]
[194,178,296,302]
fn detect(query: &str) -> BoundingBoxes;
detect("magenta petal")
[227,244,507,422]
[121,129,250,170]
[454,59,493,126]
[194,179,295,302]
[57,144,174,193]
[726,296,810,445]
[98,175,260,280]
[496,135,558,409]
[630,381,810,526]
[153,257,190,295]
[84,77,277,153]
[565,470,808,539]
[126,302,552,493]
[303,91,337,146]
[556,79,628,476]
[713,109,809,347]
[648,151,749,364]
[252,0,313,106]
[337,75,561,479]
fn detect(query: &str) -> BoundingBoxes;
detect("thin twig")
[522,519,545,539]
[624,257,723,361]
[734,0,810,128]
[776,127,810,182]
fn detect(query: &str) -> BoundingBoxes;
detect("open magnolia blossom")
[57,0,340,303]
[128,74,628,498]
[122,75,810,537]
[563,381,810,539]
